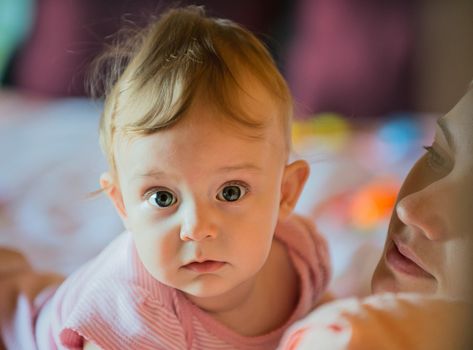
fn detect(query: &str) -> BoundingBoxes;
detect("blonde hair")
[90,6,293,173]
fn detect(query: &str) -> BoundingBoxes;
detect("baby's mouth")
[183,260,226,273]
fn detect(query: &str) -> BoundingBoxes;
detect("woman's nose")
[179,205,218,242]
[395,187,448,241]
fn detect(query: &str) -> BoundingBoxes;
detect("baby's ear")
[100,172,128,221]
[279,160,310,221]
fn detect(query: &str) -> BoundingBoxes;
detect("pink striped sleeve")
[35,233,190,349]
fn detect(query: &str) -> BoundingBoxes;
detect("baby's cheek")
[133,226,181,275]
[155,231,182,265]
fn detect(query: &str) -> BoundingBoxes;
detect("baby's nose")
[180,225,217,241]
[179,206,218,241]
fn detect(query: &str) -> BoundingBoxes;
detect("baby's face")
[111,89,291,303]
[372,88,473,301]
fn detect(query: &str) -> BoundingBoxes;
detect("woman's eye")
[216,184,248,202]
[147,190,177,208]
[423,146,447,171]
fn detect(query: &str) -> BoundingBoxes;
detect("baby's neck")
[187,240,300,336]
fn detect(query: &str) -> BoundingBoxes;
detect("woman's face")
[372,87,473,301]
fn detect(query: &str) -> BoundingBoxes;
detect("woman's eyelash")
[423,145,445,169]
[422,145,433,153]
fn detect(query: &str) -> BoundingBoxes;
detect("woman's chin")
[372,258,438,295]
[371,259,399,294]
[372,277,397,294]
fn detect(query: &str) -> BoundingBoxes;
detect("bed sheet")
[0,91,435,297]
[0,92,122,275]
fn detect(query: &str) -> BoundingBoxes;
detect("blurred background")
[1,0,473,115]
[1,0,472,297]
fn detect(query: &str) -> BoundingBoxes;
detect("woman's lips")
[386,240,434,279]
[183,260,226,273]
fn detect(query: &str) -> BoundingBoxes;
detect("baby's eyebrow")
[131,163,261,181]
[216,163,262,173]
[132,170,167,181]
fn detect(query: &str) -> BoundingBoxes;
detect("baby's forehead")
[109,69,290,176]
[112,117,286,183]
[116,101,282,152]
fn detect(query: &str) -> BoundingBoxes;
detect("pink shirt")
[35,215,330,349]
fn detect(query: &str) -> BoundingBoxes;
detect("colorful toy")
[375,114,423,164]
[349,177,400,231]
[292,112,351,153]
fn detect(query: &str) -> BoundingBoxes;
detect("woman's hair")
[89,6,293,173]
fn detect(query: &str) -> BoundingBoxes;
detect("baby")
[30,6,330,350]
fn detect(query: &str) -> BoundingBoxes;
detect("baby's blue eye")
[217,184,247,202]
[148,190,176,208]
